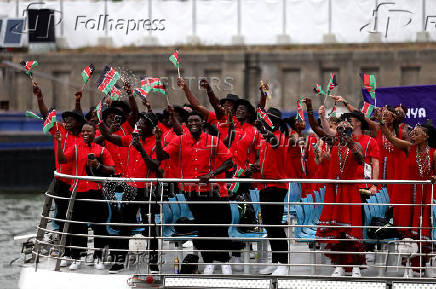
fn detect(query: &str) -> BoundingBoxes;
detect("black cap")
[111,101,131,115]
[61,110,85,124]
[102,107,126,123]
[219,94,239,105]
[341,110,369,131]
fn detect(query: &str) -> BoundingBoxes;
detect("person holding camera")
[317,119,366,277]
[56,123,115,270]
[98,112,161,273]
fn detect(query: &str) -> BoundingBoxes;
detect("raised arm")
[55,130,68,164]
[74,91,83,113]
[155,128,170,161]
[32,82,49,119]
[258,81,268,109]
[167,105,183,136]
[319,106,336,136]
[178,77,210,121]
[200,79,225,119]
[379,122,411,153]
[124,82,139,128]
[304,98,327,137]
[98,122,123,147]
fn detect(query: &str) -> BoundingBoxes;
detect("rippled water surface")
[0,193,44,289]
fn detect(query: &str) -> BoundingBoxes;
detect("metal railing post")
[54,183,78,271]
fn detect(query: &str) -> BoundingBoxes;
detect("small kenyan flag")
[110,84,121,100]
[169,50,179,68]
[95,96,107,123]
[25,111,43,120]
[141,77,167,95]
[20,60,38,76]
[296,100,305,121]
[81,64,95,84]
[361,101,375,118]
[134,88,149,101]
[360,73,376,100]
[256,107,274,130]
[96,66,120,96]
[329,105,337,118]
[43,109,57,134]
[313,83,325,96]
[229,167,245,194]
[325,73,337,95]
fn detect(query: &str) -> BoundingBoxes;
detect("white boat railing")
[29,171,436,281]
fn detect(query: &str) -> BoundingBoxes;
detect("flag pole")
[177,66,181,78]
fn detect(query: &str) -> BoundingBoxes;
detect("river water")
[0,193,44,289]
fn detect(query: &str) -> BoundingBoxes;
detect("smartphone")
[88,153,95,160]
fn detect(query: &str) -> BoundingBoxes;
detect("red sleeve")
[120,135,132,147]
[122,121,134,134]
[101,147,115,166]
[207,111,217,125]
[63,146,75,161]
[215,138,233,164]
[164,136,181,158]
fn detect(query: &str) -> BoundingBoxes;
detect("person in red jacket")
[56,123,115,270]
[156,111,234,275]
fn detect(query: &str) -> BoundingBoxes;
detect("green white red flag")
[296,100,305,121]
[360,73,376,100]
[81,64,95,84]
[256,107,274,130]
[313,83,325,96]
[95,96,107,123]
[134,88,149,101]
[96,66,120,96]
[169,50,179,68]
[25,111,42,120]
[229,167,245,193]
[361,101,375,118]
[329,105,337,118]
[325,73,337,95]
[43,109,57,134]
[20,60,38,76]
[110,84,121,100]
[141,77,167,95]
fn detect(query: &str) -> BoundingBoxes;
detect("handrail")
[54,171,434,184]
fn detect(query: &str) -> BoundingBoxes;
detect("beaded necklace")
[338,145,349,175]
[382,134,395,153]
[416,145,431,178]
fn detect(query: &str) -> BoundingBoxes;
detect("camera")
[114,115,122,124]
[87,153,95,160]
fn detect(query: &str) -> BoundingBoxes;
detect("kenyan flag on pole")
[96,66,120,96]
[360,73,376,100]
[43,109,57,134]
[296,100,305,121]
[329,105,337,118]
[141,77,167,95]
[95,96,107,123]
[229,167,245,194]
[81,64,95,84]
[313,83,325,96]
[20,61,38,76]
[325,73,337,95]
[25,111,43,120]
[256,107,274,130]
[361,101,375,118]
[134,88,149,101]
[169,50,179,68]
[110,84,121,100]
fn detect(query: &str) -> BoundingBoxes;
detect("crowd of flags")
[22,49,380,134]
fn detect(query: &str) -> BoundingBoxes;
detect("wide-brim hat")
[111,101,131,114]
[266,107,282,119]
[219,94,239,105]
[341,110,369,131]
[61,110,85,124]
[102,107,126,123]
[138,112,158,128]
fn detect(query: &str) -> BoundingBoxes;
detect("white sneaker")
[272,264,288,276]
[258,265,277,275]
[221,264,233,275]
[69,260,81,270]
[60,258,70,267]
[94,258,105,270]
[85,254,94,266]
[203,264,216,275]
[331,266,345,277]
[352,267,361,277]
[232,257,243,271]
[182,241,193,248]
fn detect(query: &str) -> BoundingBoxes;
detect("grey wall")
[1,45,436,114]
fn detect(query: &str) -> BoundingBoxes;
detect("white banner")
[0,0,435,48]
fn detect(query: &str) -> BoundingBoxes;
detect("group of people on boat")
[31,75,436,277]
